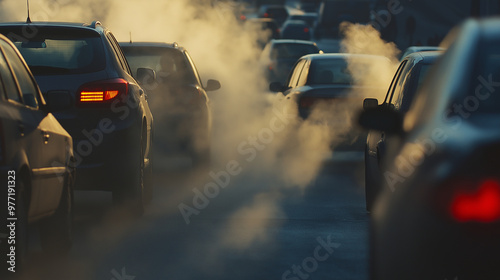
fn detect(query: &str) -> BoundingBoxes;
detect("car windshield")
[121,47,197,85]
[307,58,354,85]
[0,27,108,76]
[271,43,318,59]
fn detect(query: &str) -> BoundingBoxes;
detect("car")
[270,53,389,151]
[260,39,322,83]
[362,51,442,212]
[359,18,500,279]
[400,46,445,61]
[258,4,289,27]
[243,18,280,49]
[0,21,154,215]
[0,33,74,270]
[288,13,318,28]
[119,42,220,167]
[280,20,312,41]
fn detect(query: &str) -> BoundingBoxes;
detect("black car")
[0,21,154,215]
[120,42,220,166]
[270,53,388,151]
[359,18,500,279]
[0,33,74,271]
[260,39,322,83]
[363,51,442,212]
[280,20,312,41]
[258,4,289,27]
[314,0,371,39]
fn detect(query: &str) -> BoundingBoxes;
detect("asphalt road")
[12,153,369,280]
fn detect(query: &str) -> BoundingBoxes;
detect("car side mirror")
[269,81,284,93]
[363,98,378,110]
[358,105,403,134]
[46,90,72,112]
[136,68,156,86]
[205,79,221,92]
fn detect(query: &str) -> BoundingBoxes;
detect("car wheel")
[39,171,73,256]
[112,138,145,217]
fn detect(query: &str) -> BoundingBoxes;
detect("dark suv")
[0,21,154,214]
[120,42,220,167]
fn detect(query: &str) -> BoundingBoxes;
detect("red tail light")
[240,15,246,21]
[263,13,269,18]
[304,27,310,33]
[450,179,500,223]
[78,78,128,105]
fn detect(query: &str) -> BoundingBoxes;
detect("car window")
[0,46,22,103]
[1,40,38,108]
[297,60,311,87]
[9,34,106,76]
[400,63,433,112]
[307,58,353,85]
[383,60,407,105]
[286,59,306,88]
[122,46,198,86]
[107,33,130,74]
[390,62,412,110]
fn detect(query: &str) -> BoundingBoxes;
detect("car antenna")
[129,31,132,43]
[26,0,32,23]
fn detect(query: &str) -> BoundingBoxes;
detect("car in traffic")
[362,51,442,212]
[260,39,322,83]
[359,18,500,279]
[0,21,154,215]
[0,33,74,270]
[119,41,221,167]
[258,4,289,27]
[280,20,312,41]
[270,53,389,151]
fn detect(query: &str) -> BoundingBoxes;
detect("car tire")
[39,171,73,256]
[112,138,145,217]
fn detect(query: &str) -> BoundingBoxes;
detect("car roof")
[283,20,308,26]
[404,50,443,62]
[303,53,388,61]
[270,39,317,45]
[0,21,104,30]
[119,41,181,48]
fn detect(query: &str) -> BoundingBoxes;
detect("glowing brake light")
[304,27,310,33]
[78,78,128,105]
[263,13,269,18]
[450,179,500,223]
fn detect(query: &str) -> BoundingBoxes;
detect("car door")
[0,38,68,218]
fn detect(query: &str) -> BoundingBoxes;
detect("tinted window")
[122,46,197,85]
[0,47,21,102]
[2,27,106,75]
[286,59,306,88]
[271,43,319,60]
[1,40,38,108]
[307,58,353,85]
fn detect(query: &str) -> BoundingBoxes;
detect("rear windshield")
[121,46,197,85]
[271,43,319,59]
[0,27,106,75]
[307,59,352,85]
